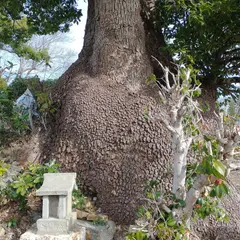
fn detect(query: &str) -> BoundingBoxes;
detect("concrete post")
[42,196,49,219]
[67,193,72,216]
[58,195,67,219]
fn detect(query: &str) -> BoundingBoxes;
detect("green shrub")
[0,160,10,176]
[7,217,18,228]
[0,76,57,145]
[72,189,86,210]
[4,160,60,210]
[0,78,30,145]
[92,216,107,226]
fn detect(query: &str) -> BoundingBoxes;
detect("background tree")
[0,32,77,81]
[0,0,81,144]
[156,0,240,104]
[0,0,82,61]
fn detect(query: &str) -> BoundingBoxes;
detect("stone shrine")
[36,173,77,235]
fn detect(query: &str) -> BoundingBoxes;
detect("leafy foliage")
[92,216,107,226]
[2,160,60,210]
[127,181,189,240]
[0,0,82,61]
[127,64,236,239]
[0,160,10,176]
[72,189,86,210]
[7,217,18,228]
[194,197,229,222]
[156,0,240,98]
[0,77,30,145]
[0,75,57,145]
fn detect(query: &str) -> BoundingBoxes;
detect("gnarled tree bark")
[47,0,172,224]
[43,1,240,238]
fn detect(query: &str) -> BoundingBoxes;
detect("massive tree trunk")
[47,0,173,224]
[44,0,240,237]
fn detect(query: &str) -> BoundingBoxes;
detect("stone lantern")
[36,173,77,235]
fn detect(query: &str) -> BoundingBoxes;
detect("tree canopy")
[1,0,239,98]
[156,0,240,98]
[0,0,82,62]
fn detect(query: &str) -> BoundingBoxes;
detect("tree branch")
[218,77,240,85]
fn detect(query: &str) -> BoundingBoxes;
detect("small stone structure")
[36,173,77,235]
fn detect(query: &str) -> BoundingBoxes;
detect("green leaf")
[197,157,213,175]
[155,191,161,198]
[212,159,226,179]
[176,199,186,207]
[167,218,177,227]
[146,73,156,83]
[175,232,183,240]
[210,188,216,197]
[222,183,229,194]
[219,183,229,195]
[33,177,42,183]
[215,185,223,198]
[193,88,201,97]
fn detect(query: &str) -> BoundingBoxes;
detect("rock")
[75,209,89,220]
[5,232,16,240]
[84,200,95,213]
[20,224,86,240]
[86,231,92,240]
[86,214,108,222]
[86,214,98,221]
[76,220,116,240]
[75,210,108,223]
[27,191,41,211]
[0,227,5,237]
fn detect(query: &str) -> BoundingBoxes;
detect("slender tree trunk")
[193,83,240,239]
[198,83,218,120]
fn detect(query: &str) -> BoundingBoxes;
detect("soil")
[0,131,240,240]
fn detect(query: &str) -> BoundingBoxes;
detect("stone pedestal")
[37,213,77,235]
[20,224,86,240]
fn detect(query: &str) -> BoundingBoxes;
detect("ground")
[0,131,240,239]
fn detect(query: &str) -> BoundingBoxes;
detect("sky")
[0,0,88,81]
[68,0,88,54]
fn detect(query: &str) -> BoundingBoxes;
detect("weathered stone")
[86,214,98,221]
[75,220,116,240]
[86,214,108,222]
[37,218,71,235]
[86,231,92,240]
[75,209,89,220]
[20,224,86,240]
[36,173,77,196]
[0,226,6,237]
[75,209,108,223]
[36,173,77,235]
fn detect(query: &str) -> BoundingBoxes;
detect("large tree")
[2,1,240,238]
[49,0,174,223]
[47,0,240,234]
[156,0,240,107]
